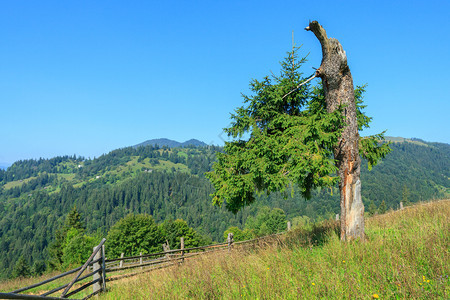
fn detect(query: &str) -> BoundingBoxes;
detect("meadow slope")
[100,200,449,299]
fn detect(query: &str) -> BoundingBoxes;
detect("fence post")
[93,245,102,295]
[287,221,291,231]
[119,253,124,268]
[163,242,171,259]
[400,201,404,210]
[101,244,106,291]
[227,232,234,252]
[140,252,143,270]
[335,214,339,221]
[180,237,185,263]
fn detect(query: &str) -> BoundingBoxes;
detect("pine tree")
[32,260,47,276]
[65,206,85,231]
[368,200,378,216]
[49,206,86,269]
[378,200,387,214]
[12,256,31,278]
[402,185,410,207]
[207,24,390,241]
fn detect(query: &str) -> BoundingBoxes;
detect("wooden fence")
[1,230,286,299]
[1,201,412,299]
[0,238,107,300]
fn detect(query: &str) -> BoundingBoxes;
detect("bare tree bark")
[306,21,365,241]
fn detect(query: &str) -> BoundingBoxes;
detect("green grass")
[102,157,189,178]
[65,156,190,189]
[100,200,449,299]
[385,136,429,147]
[151,160,189,173]
[178,151,188,158]
[3,177,37,190]
[57,173,76,182]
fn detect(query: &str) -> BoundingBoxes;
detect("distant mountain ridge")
[384,136,430,146]
[134,138,207,148]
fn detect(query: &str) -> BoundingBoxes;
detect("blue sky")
[1,0,449,164]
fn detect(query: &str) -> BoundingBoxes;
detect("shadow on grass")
[284,219,340,248]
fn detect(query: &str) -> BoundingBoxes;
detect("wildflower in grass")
[372,294,379,299]
[426,280,430,283]
[342,260,345,263]
[312,282,315,286]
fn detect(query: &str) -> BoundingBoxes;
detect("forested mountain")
[134,138,207,148]
[0,138,448,279]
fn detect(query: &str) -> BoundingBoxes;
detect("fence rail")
[6,200,417,299]
[0,293,69,300]
[6,225,290,299]
[5,239,107,300]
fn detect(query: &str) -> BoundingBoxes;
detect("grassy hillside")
[385,136,429,147]
[100,200,450,299]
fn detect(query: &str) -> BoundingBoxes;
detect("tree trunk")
[306,21,365,241]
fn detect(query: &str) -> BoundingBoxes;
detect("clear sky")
[1,0,449,164]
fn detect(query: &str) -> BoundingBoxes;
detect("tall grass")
[101,200,449,299]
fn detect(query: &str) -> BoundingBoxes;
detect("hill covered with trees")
[0,138,448,279]
[134,138,207,148]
